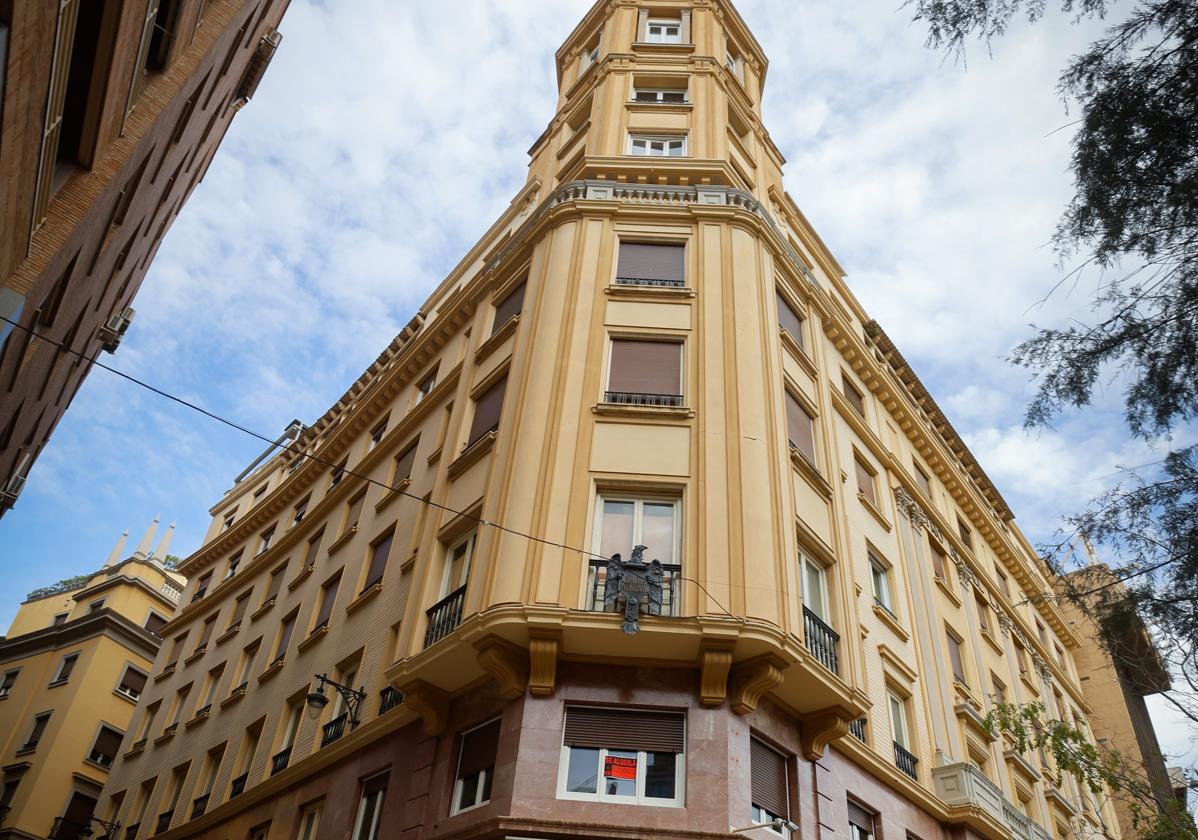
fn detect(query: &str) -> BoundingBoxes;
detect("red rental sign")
[603,755,637,780]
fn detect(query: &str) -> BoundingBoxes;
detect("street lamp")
[305,673,366,730]
[80,816,121,839]
[730,818,801,836]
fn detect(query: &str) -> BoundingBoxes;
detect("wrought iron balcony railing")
[191,793,210,819]
[848,717,867,742]
[124,823,140,840]
[894,742,919,779]
[321,713,348,747]
[379,686,403,715]
[229,772,248,797]
[423,585,467,648]
[603,390,684,408]
[614,276,686,288]
[802,606,840,674]
[49,817,89,839]
[270,746,292,776]
[130,737,147,752]
[586,558,680,616]
[154,810,173,834]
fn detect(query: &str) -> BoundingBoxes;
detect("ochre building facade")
[0,520,186,839]
[0,0,288,519]
[100,2,1130,839]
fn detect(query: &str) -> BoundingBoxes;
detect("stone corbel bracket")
[475,636,530,701]
[528,629,561,697]
[400,679,451,735]
[728,654,788,715]
[698,642,736,707]
[799,707,856,761]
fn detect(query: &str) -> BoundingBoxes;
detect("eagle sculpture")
[604,544,665,634]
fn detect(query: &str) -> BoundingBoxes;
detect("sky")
[1,0,1193,771]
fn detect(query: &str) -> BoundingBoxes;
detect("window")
[855,455,877,507]
[221,510,236,532]
[785,391,816,465]
[52,653,79,684]
[888,693,909,749]
[415,368,437,403]
[0,669,17,698]
[913,461,932,497]
[355,418,385,457]
[329,457,347,490]
[558,707,685,806]
[194,743,224,814]
[165,633,187,669]
[297,804,321,840]
[166,684,191,730]
[0,773,21,818]
[145,612,168,635]
[23,712,51,751]
[392,443,417,485]
[929,540,948,582]
[52,612,68,626]
[272,612,297,665]
[596,496,680,570]
[1014,638,1029,676]
[264,563,287,605]
[364,530,393,592]
[279,698,302,752]
[250,824,270,840]
[975,591,992,635]
[868,550,892,613]
[225,549,243,579]
[615,242,685,288]
[257,525,276,555]
[342,492,366,536]
[629,134,685,156]
[776,292,804,349]
[352,772,389,840]
[842,374,866,418]
[491,282,525,334]
[633,87,687,103]
[252,483,268,505]
[1036,620,1047,644]
[89,725,124,767]
[995,566,1011,599]
[442,532,475,597]
[645,18,682,43]
[234,640,260,691]
[228,591,251,631]
[452,718,500,814]
[88,599,105,613]
[193,571,212,602]
[957,516,973,549]
[800,552,829,623]
[750,738,789,830]
[607,339,682,406]
[199,663,225,710]
[117,667,148,701]
[313,572,341,632]
[196,614,217,653]
[303,530,323,571]
[848,800,876,840]
[946,627,967,684]
[467,374,507,445]
[992,674,1007,706]
[291,496,310,527]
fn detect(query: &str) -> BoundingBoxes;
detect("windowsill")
[47,678,69,689]
[288,563,317,591]
[258,659,285,683]
[475,315,519,363]
[447,431,496,479]
[779,328,818,378]
[1020,673,1040,696]
[591,403,694,420]
[297,625,328,653]
[604,283,695,301]
[857,492,892,531]
[626,100,693,114]
[123,744,145,759]
[154,664,177,683]
[953,681,984,714]
[790,446,833,499]
[981,629,1005,656]
[184,646,207,666]
[934,575,962,607]
[954,699,995,741]
[347,581,384,614]
[113,689,140,706]
[185,709,211,729]
[426,445,443,466]
[448,797,493,818]
[215,623,241,646]
[14,746,36,757]
[631,41,695,54]
[154,731,175,746]
[374,478,411,513]
[250,597,277,621]
[872,603,909,641]
[221,686,247,708]
[325,527,357,558]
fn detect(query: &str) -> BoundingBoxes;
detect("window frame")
[632,87,688,104]
[887,691,910,750]
[868,549,893,613]
[441,531,477,598]
[351,773,388,840]
[605,335,684,404]
[556,742,686,807]
[450,716,501,816]
[854,454,878,508]
[628,134,687,157]
[784,386,818,468]
[592,493,682,567]
[644,18,682,43]
[799,550,830,623]
[51,652,79,685]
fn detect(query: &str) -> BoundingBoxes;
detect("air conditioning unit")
[97,307,135,353]
[1,474,25,506]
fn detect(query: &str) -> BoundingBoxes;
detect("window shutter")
[59,655,77,680]
[616,243,685,284]
[145,613,167,635]
[848,800,875,834]
[61,791,98,826]
[362,771,389,796]
[947,632,965,682]
[608,340,681,396]
[199,616,216,645]
[785,392,816,464]
[121,667,148,696]
[94,726,124,759]
[491,283,526,334]
[344,494,365,534]
[232,594,250,624]
[267,567,286,599]
[394,446,417,482]
[304,532,323,568]
[467,375,507,444]
[750,738,789,818]
[776,292,804,347]
[316,577,340,626]
[457,718,501,778]
[563,707,685,753]
[364,532,393,589]
[855,459,875,505]
[276,615,296,655]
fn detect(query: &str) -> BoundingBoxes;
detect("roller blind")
[608,340,680,396]
[316,575,341,627]
[145,613,167,635]
[364,531,393,590]
[276,614,296,656]
[458,718,501,777]
[750,738,789,818]
[467,376,507,444]
[848,800,875,834]
[363,771,389,796]
[120,667,148,696]
[393,445,417,483]
[776,292,804,347]
[786,392,816,464]
[93,726,124,760]
[563,707,685,753]
[616,243,685,284]
[491,283,525,334]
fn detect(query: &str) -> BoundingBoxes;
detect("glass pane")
[458,771,479,809]
[353,794,380,840]
[644,751,676,799]
[600,501,635,558]
[480,767,493,803]
[603,749,638,797]
[566,747,599,794]
[640,503,675,562]
[804,560,825,619]
[448,541,469,589]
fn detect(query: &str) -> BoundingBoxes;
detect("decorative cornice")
[0,608,160,664]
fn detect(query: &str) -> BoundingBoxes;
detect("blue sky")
[1,0,1192,764]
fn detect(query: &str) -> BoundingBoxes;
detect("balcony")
[154,810,174,834]
[423,585,467,648]
[49,818,89,839]
[271,746,292,776]
[1004,800,1054,840]
[191,793,210,819]
[933,762,1053,840]
[379,686,403,715]
[603,390,684,408]
[321,713,348,747]
[124,824,140,840]
[893,741,919,779]
[229,772,248,797]
[802,606,839,674]
[131,737,147,752]
[586,558,680,616]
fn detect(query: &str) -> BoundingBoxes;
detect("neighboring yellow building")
[97,2,1142,840]
[0,520,185,840]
